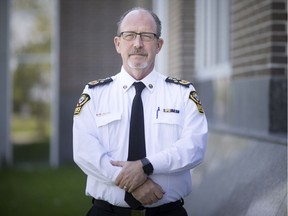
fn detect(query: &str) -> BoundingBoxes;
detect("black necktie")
[125,82,146,209]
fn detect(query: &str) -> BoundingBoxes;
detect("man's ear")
[114,36,121,54]
[156,38,164,53]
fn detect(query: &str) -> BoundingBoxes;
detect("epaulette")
[165,77,192,88]
[88,77,113,89]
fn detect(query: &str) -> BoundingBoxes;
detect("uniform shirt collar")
[119,66,157,93]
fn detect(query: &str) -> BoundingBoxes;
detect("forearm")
[73,124,121,183]
[148,131,207,174]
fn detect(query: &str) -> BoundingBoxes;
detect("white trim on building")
[153,0,169,75]
[50,0,60,167]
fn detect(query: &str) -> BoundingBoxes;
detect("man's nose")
[133,35,144,48]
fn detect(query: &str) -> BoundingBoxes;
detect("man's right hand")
[131,178,165,205]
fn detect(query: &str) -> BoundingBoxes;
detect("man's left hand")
[111,160,147,192]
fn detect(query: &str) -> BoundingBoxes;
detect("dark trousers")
[86,199,188,216]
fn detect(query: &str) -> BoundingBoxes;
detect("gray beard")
[128,59,148,69]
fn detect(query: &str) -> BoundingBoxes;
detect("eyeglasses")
[118,31,158,42]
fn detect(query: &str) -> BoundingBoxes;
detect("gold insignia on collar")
[74,93,91,115]
[189,91,204,113]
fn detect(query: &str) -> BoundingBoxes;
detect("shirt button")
[123,85,127,89]
[149,84,153,89]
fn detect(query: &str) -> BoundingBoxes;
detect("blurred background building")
[0,0,287,215]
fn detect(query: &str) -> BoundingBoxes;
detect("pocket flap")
[154,113,181,125]
[95,112,121,127]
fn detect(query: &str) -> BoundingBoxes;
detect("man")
[73,7,208,216]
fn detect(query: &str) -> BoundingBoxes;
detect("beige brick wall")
[168,0,195,81]
[231,0,287,77]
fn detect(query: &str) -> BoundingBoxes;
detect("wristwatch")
[141,158,154,175]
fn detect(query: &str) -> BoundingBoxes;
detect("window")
[195,0,231,80]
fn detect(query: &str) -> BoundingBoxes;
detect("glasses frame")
[118,31,159,42]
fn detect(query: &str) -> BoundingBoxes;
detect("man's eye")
[142,34,152,39]
[124,33,135,39]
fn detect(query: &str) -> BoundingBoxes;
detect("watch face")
[143,163,153,175]
[141,158,153,175]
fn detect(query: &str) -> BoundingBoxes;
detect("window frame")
[195,0,231,80]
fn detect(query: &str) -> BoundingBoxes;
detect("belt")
[93,198,184,216]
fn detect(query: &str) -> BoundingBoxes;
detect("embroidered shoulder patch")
[165,77,192,88]
[189,91,204,114]
[88,77,113,89]
[74,93,91,115]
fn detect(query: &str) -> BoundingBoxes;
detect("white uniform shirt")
[73,67,208,207]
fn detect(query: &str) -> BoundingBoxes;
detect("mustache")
[129,48,148,56]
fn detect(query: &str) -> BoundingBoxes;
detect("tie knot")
[133,82,146,94]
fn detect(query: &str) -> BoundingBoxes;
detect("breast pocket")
[153,112,182,147]
[154,112,182,125]
[95,112,122,148]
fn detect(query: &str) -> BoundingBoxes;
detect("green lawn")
[0,165,91,216]
[0,143,91,216]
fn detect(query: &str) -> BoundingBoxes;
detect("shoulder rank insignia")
[189,91,204,114]
[74,93,90,115]
[165,77,192,88]
[88,77,113,89]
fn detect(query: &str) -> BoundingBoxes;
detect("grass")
[0,165,91,216]
[1,142,91,215]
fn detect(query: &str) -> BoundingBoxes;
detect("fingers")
[118,178,142,193]
[138,192,162,205]
[154,190,164,200]
[112,161,127,186]
[114,161,147,192]
[110,160,125,167]
[151,183,165,201]
[115,173,126,187]
[131,178,165,205]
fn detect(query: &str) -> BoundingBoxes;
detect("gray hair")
[117,7,162,38]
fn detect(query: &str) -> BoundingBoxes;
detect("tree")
[12,0,52,142]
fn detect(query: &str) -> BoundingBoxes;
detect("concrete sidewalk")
[184,131,287,216]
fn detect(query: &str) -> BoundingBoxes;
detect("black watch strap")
[141,158,154,175]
